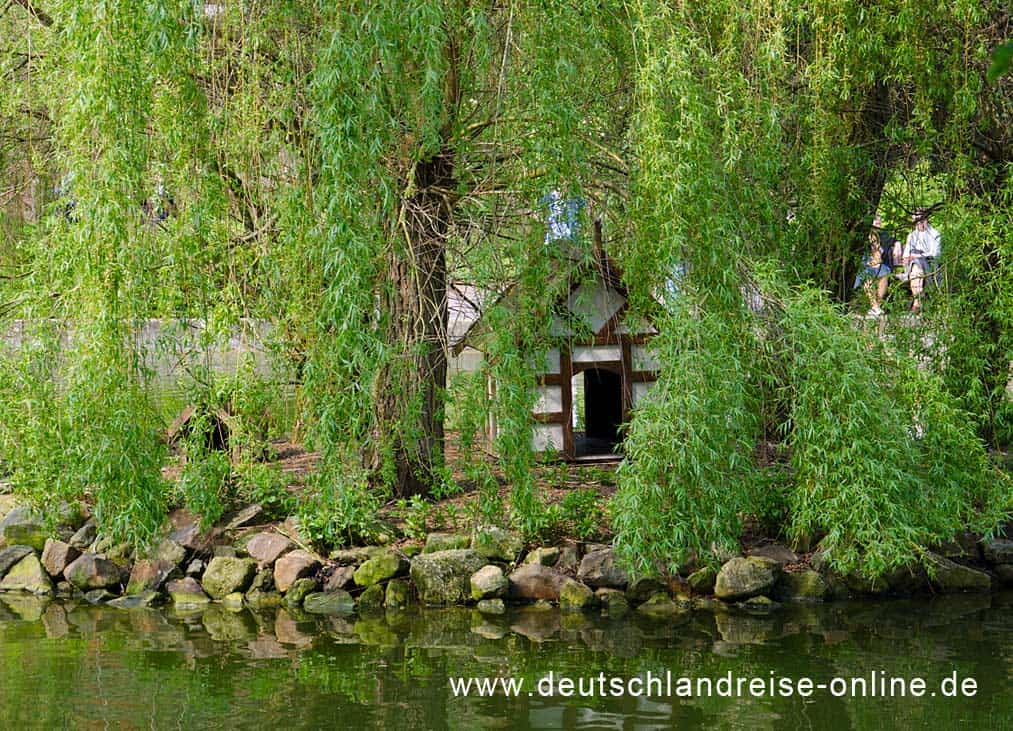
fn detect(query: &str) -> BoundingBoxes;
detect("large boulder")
[577,548,628,590]
[714,557,781,602]
[411,549,487,604]
[64,553,122,591]
[470,565,509,600]
[0,553,53,595]
[471,526,524,562]
[244,533,294,567]
[126,559,181,595]
[924,551,990,593]
[0,545,35,581]
[274,550,321,593]
[0,507,47,551]
[201,556,257,599]
[303,590,355,615]
[41,540,80,579]
[508,563,571,602]
[354,551,407,588]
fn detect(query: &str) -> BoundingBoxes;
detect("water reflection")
[0,592,1011,729]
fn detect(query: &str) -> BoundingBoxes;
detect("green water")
[0,593,1010,730]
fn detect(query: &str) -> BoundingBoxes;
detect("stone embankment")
[1,495,1010,617]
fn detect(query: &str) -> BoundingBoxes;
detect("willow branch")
[12,0,52,27]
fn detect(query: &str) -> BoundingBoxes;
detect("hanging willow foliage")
[0,0,1009,570]
[612,0,1011,577]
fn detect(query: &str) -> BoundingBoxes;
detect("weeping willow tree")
[0,0,1010,568]
[0,0,313,543]
[300,0,634,504]
[612,0,1012,578]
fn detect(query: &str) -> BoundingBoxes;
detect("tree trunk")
[370,152,453,497]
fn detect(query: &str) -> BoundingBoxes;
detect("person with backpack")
[854,214,896,316]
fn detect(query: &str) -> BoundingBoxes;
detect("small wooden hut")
[453,225,659,462]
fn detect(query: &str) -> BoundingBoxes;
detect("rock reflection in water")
[0,594,1010,729]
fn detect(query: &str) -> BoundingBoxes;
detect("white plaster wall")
[572,345,621,363]
[533,385,562,414]
[632,381,655,405]
[532,424,564,452]
[631,344,660,371]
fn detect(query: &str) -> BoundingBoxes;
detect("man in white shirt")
[902,209,942,311]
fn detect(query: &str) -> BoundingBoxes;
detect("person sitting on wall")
[902,208,942,312]
[853,214,895,316]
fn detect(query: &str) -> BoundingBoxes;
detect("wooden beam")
[561,348,574,459]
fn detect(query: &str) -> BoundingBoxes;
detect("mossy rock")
[385,578,412,608]
[354,552,407,588]
[522,547,560,566]
[559,580,597,611]
[596,588,629,617]
[714,557,780,602]
[202,557,257,599]
[166,577,210,608]
[0,554,53,596]
[476,598,506,615]
[285,577,318,606]
[0,508,47,552]
[774,570,827,603]
[411,549,487,605]
[470,564,508,601]
[358,583,386,609]
[108,591,161,610]
[471,526,524,562]
[626,576,666,604]
[687,566,717,594]
[636,592,688,620]
[245,589,283,610]
[424,533,470,553]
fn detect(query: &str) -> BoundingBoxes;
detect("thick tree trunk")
[370,152,452,497]
[833,82,897,301]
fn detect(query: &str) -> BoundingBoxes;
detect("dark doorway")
[574,367,623,457]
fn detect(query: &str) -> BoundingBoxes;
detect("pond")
[0,593,1010,729]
